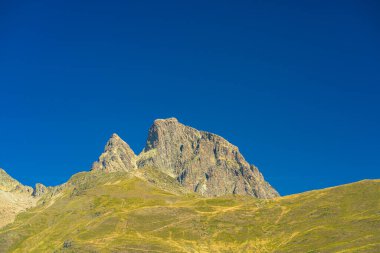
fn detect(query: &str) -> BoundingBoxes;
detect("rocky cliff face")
[91,133,137,173]
[137,118,279,198]
[32,183,48,197]
[89,118,278,198]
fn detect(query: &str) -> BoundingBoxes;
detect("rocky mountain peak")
[155,117,179,124]
[137,118,279,198]
[91,133,137,173]
[88,119,278,198]
[103,133,126,150]
[144,117,198,152]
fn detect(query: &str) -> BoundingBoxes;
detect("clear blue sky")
[0,1,379,195]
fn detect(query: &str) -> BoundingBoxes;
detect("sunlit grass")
[0,171,379,253]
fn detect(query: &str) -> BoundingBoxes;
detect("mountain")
[91,133,137,173]
[93,118,278,198]
[0,169,33,194]
[0,169,37,228]
[0,169,378,252]
[0,118,378,252]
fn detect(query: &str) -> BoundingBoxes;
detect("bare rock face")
[91,133,137,173]
[0,168,39,228]
[32,183,48,197]
[89,119,279,198]
[137,118,279,198]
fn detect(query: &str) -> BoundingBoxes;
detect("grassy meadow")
[0,170,379,253]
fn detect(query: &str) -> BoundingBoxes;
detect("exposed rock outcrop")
[91,133,137,173]
[0,168,39,228]
[32,183,48,197]
[89,118,278,198]
[137,118,279,198]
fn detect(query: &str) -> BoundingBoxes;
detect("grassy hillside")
[0,170,379,253]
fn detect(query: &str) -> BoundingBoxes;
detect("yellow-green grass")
[0,171,379,253]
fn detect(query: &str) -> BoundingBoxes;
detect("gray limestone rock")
[32,183,48,197]
[90,119,279,198]
[91,133,137,173]
[137,118,279,198]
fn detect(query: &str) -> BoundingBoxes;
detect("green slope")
[0,170,379,253]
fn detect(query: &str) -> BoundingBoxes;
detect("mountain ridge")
[0,117,279,230]
[92,117,278,198]
[0,168,40,228]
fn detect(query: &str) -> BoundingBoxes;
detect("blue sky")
[0,0,379,195]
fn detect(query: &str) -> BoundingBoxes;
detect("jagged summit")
[138,118,279,198]
[144,117,198,152]
[105,133,126,149]
[155,117,179,123]
[110,132,122,140]
[90,118,278,198]
[145,117,237,152]
[91,133,137,173]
